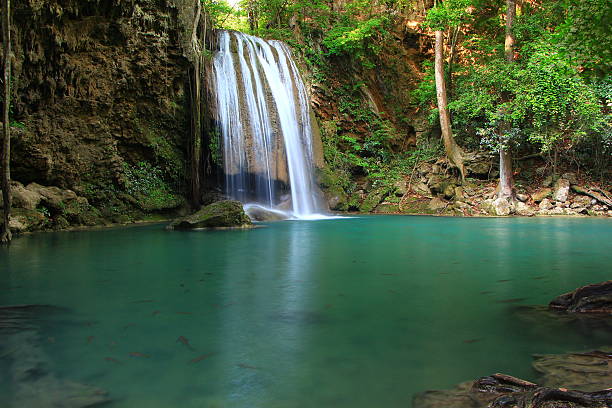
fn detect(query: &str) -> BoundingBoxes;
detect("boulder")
[549,280,612,314]
[539,198,553,210]
[411,181,431,196]
[428,197,447,211]
[572,195,592,208]
[393,179,408,196]
[482,197,514,216]
[553,178,570,202]
[0,182,43,210]
[25,183,78,210]
[167,200,252,230]
[532,188,552,202]
[515,201,535,216]
[360,188,388,212]
[561,172,578,185]
[515,193,529,202]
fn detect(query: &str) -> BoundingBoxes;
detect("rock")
[572,195,592,208]
[417,162,433,175]
[360,188,388,212]
[393,179,407,196]
[515,201,535,216]
[571,185,612,207]
[532,188,552,202]
[244,204,288,221]
[542,175,554,187]
[553,178,570,202]
[411,181,431,196]
[9,216,29,233]
[443,184,455,199]
[549,280,612,314]
[428,197,447,211]
[561,172,578,185]
[515,193,529,202]
[483,197,514,216]
[413,350,612,408]
[464,152,492,177]
[454,187,464,201]
[0,182,43,210]
[26,183,78,210]
[167,200,252,230]
[539,198,553,210]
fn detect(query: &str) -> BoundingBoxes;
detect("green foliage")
[208,129,222,166]
[425,0,474,31]
[124,162,183,211]
[323,16,388,63]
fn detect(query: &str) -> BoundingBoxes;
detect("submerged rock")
[413,350,612,408]
[167,200,252,230]
[549,281,612,314]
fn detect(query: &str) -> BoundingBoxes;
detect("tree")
[497,0,515,200]
[1,0,11,244]
[429,1,467,180]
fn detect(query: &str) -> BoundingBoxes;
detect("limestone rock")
[443,184,455,199]
[167,200,252,230]
[360,188,388,212]
[454,187,464,201]
[561,172,577,185]
[411,181,431,196]
[532,188,552,202]
[515,201,535,216]
[553,178,570,202]
[393,179,407,196]
[483,197,514,216]
[26,183,78,210]
[428,197,447,211]
[515,193,529,202]
[572,195,592,208]
[1,182,43,210]
[539,198,553,210]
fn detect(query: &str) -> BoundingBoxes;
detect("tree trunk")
[434,30,465,180]
[1,0,11,244]
[497,0,516,200]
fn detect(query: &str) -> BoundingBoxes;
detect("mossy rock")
[168,200,252,230]
[359,188,390,213]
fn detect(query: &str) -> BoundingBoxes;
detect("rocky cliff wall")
[6,0,202,228]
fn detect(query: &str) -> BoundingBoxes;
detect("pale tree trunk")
[434,30,465,180]
[497,0,515,200]
[1,0,11,244]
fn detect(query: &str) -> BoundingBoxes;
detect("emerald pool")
[1,216,611,407]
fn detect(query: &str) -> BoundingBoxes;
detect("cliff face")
[8,0,198,226]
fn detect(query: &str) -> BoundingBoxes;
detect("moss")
[168,200,252,230]
[359,187,390,212]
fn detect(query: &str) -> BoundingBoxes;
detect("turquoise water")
[1,216,611,407]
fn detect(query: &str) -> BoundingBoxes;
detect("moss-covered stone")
[359,188,389,212]
[168,200,252,230]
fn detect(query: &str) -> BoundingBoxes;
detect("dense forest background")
[1,0,610,237]
[203,0,610,184]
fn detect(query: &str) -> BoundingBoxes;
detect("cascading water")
[212,30,324,219]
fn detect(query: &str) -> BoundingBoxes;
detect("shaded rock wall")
[7,0,198,220]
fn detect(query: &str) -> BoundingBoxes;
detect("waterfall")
[212,30,324,218]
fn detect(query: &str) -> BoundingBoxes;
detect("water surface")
[1,216,611,407]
